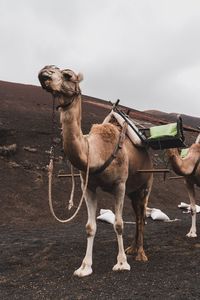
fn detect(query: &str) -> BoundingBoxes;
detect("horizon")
[1,78,199,119]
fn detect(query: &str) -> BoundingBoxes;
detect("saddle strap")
[92,122,127,175]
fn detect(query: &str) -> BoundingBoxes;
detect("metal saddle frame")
[111,100,186,151]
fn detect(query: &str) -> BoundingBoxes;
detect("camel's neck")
[60,95,88,171]
[167,148,194,176]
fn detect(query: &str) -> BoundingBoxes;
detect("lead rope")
[48,95,90,223]
[68,163,76,210]
[48,140,90,223]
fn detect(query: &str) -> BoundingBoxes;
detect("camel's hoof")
[73,265,93,277]
[135,252,148,262]
[112,261,130,272]
[186,231,197,238]
[125,245,136,256]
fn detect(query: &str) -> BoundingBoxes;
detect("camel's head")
[38,65,83,97]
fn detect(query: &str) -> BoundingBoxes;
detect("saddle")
[144,116,186,150]
[105,100,186,150]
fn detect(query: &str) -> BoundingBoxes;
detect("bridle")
[54,79,81,110]
[47,79,89,224]
[49,77,81,161]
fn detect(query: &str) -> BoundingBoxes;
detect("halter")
[55,80,81,110]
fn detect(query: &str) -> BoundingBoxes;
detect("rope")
[68,163,76,210]
[48,139,90,223]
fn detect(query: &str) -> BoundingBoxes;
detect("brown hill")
[0,79,199,225]
[0,80,200,299]
[146,109,200,130]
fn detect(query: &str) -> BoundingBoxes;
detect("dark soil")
[0,80,200,299]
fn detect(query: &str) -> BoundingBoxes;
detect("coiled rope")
[48,140,90,223]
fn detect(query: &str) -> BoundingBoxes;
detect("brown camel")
[38,65,153,277]
[167,134,200,237]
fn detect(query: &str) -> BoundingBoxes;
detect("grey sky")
[1,0,200,117]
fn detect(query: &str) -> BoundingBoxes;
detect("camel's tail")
[195,134,200,144]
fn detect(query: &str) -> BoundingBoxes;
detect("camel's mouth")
[41,72,52,81]
[38,65,60,92]
[38,71,52,91]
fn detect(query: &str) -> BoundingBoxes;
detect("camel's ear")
[77,73,83,82]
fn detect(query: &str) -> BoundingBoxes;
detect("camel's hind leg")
[185,179,197,238]
[74,188,97,277]
[112,182,130,272]
[126,179,152,261]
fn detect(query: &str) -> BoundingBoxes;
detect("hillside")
[0,80,200,299]
[146,109,200,130]
[0,79,199,225]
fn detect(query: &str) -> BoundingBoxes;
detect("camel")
[167,134,200,237]
[38,65,153,277]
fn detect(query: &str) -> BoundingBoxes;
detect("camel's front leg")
[185,180,197,238]
[74,189,97,277]
[112,183,130,272]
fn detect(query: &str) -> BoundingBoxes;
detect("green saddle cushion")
[148,123,178,140]
[180,148,189,158]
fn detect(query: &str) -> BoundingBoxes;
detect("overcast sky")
[1,0,200,117]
